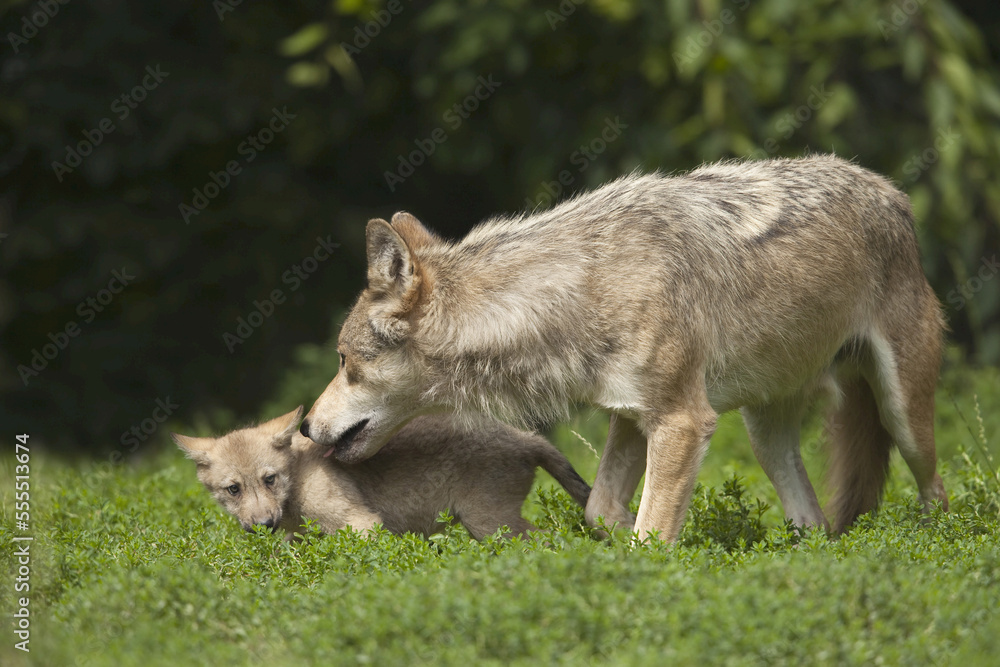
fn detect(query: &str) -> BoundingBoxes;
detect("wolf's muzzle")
[323,418,370,458]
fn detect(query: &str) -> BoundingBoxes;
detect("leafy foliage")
[1,362,998,665]
[679,476,773,551]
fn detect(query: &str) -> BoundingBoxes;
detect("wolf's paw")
[585,504,636,540]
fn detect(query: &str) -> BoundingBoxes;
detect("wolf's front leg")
[633,405,717,542]
[585,414,647,536]
[741,400,828,530]
[342,509,381,537]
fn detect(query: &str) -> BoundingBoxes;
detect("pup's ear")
[259,405,303,448]
[172,433,214,467]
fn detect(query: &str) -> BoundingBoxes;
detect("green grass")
[2,357,999,666]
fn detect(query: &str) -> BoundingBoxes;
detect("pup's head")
[301,212,440,463]
[172,406,303,533]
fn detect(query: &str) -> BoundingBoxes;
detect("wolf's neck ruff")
[412,235,614,426]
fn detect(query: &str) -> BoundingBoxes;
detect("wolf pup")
[173,407,590,539]
[300,154,948,542]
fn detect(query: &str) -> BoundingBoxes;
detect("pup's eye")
[264,474,276,486]
[339,352,346,369]
[227,484,240,496]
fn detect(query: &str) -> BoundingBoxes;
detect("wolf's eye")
[264,474,276,486]
[339,352,346,369]
[227,484,240,496]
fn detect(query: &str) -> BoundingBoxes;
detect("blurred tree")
[0,0,997,454]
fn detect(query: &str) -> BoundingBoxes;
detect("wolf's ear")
[259,405,303,448]
[172,433,214,467]
[390,212,441,251]
[366,218,426,343]
[366,218,418,297]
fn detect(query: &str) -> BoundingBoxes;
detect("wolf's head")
[301,212,441,463]
[172,406,302,533]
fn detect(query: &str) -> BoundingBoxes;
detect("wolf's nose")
[299,419,310,438]
[260,518,275,529]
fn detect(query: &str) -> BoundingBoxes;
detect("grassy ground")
[2,357,998,665]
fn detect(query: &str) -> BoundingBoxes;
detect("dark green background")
[2,0,998,454]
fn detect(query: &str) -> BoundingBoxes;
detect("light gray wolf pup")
[172,407,591,539]
[300,154,947,542]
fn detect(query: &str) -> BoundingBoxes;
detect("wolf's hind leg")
[867,323,947,515]
[742,398,828,530]
[826,373,893,533]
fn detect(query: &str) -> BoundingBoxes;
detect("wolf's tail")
[826,375,894,533]
[536,442,592,508]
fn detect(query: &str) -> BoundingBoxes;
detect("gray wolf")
[300,154,947,541]
[173,407,590,539]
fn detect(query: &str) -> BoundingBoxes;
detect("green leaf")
[285,62,330,87]
[938,51,977,102]
[279,23,329,57]
[902,33,927,81]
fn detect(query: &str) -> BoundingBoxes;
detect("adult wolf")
[301,154,947,541]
